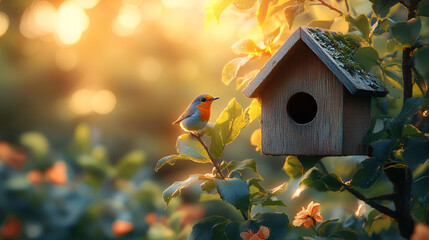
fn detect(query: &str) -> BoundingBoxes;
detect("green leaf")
[372,138,396,162]
[201,179,216,192]
[214,178,250,212]
[372,19,390,36]
[283,156,303,178]
[403,124,425,138]
[391,17,422,47]
[176,134,210,163]
[232,39,263,55]
[353,47,379,72]
[253,212,291,239]
[155,154,191,172]
[244,98,261,125]
[329,229,358,240]
[351,157,383,188]
[209,99,245,160]
[393,97,429,137]
[115,150,145,179]
[413,193,429,224]
[414,47,429,80]
[233,0,257,9]
[284,4,304,29]
[222,57,251,85]
[417,0,429,17]
[403,138,429,169]
[163,175,200,205]
[269,182,288,195]
[301,169,328,191]
[261,198,286,208]
[317,218,340,237]
[369,0,398,18]
[20,132,49,162]
[228,159,263,179]
[321,173,343,192]
[188,216,229,240]
[346,14,371,40]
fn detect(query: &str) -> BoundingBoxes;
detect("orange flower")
[0,216,22,238]
[178,204,205,226]
[112,220,134,236]
[27,169,44,185]
[240,226,270,240]
[0,141,26,169]
[145,212,157,226]
[45,161,67,185]
[292,201,323,229]
[411,223,429,240]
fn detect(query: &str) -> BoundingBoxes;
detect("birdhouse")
[243,27,388,156]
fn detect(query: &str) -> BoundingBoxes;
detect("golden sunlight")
[55,48,78,71]
[140,1,163,21]
[138,57,162,82]
[355,202,366,217]
[0,12,9,37]
[91,90,117,114]
[19,1,57,39]
[73,0,100,9]
[56,1,89,45]
[69,89,93,115]
[118,5,142,29]
[292,186,305,199]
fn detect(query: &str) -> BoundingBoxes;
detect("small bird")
[173,94,219,131]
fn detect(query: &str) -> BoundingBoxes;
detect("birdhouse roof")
[243,27,388,98]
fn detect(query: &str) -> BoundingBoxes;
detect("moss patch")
[308,27,385,91]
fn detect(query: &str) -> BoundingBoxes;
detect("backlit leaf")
[233,0,257,9]
[346,14,371,40]
[391,17,421,47]
[228,159,263,179]
[163,175,200,205]
[155,154,192,172]
[176,134,210,163]
[353,47,379,72]
[414,47,429,80]
[369,0,398,18]
[250,128,261,151]
[222,57,251,85]
[205,0,234,24]
[232,39,263,55]
[283,156,303,178]
[237,70,259,89]
[269,182,288,195]
[256,0,271,28]
[284,4,304,29]
[244,98,261,125]
[209,99,245,160]
[263,27,280,47]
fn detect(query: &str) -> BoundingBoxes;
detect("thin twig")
[344,0,350,13]
[188,131,225,179]
[342,184,397,218]
[317,0,343,15]
[318,161,397,218]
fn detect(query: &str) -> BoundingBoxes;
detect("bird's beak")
[211,97,220,101]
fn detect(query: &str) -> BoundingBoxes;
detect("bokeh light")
[0,12,9,37]
[19,1,57,39]
[73,0,100,9]
[69,89,94,114]
[56,1,89,45]
[91,90,117,114]
[140,1,163,21]
[118,5,142,29]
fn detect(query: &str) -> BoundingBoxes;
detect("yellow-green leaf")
[222,57,251,85]
[176,134,210,163]
[244,98,261,125]
[256,0,271,28]
[205,0,234,25]
[163,175,200,205]
[250,128,261,151]
[269,182,288,195]
[231,39,263,55]
[233,0,257,9]
[208,99,245,160]
[283,156,303,178]
[236,69,259,89]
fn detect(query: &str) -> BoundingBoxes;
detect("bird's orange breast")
[197,101,212,121]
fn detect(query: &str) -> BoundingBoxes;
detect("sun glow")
[91,90,117,114]
[292,186,305,199]
[0,12,9,37]
[56,1,89,45]
[354,202,366,217]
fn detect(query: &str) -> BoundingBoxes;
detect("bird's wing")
[172,103,197,125]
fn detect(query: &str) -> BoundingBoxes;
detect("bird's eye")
[201,98,206,102]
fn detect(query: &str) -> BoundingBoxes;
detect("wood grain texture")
[261,41,344,156]
[243,29,301,98]
[342,91,371,155]
[243,27,388,98]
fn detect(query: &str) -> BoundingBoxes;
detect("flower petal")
[314,213,323,222]
[240,232,252,240]
[311,203,321,216]
[303,218,314,229]
[293,217,309,227]
[256,226,270,239]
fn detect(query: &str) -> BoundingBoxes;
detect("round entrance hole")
[286,92,318,124]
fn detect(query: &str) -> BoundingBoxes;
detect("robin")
[173,94,219,132]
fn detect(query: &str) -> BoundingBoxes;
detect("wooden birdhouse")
[243,27,388,156]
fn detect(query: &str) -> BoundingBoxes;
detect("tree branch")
[316,0,343,15]
[367,193,396,201]
[399,0,410,11]
[188,131,225,179]
[342,184,397,218]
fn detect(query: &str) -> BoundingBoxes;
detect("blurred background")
[0,0,406,239]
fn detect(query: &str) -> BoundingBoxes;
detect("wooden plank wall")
[261,41,344,156]
[342,92,371,155]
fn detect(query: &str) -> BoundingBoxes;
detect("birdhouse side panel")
[342,91,371,155]
[260,43,344,156]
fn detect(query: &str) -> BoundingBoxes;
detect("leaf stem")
[188,131,225,179]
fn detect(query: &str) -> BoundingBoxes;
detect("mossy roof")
[243,27,388,98]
